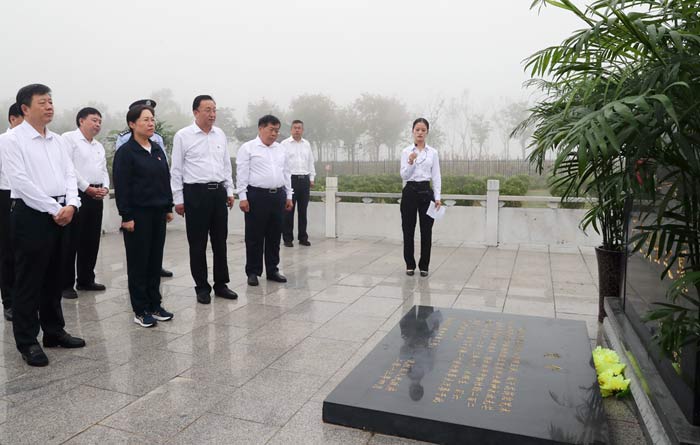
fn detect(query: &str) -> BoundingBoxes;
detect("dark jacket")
[113,135,173,222]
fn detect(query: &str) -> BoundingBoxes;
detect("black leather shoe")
[43,332,86,349]
[283,241,294,247]
[420,270,429,277]
[247,274,259,286]
[76,282,106,291]
[3,308,12,321]
[21,344,48,367]
[406,269,415,276]
[62,288,78,299]
[160,268,174,277]
[214,286,238,300]
[196,291,211,304]
[299,240,311,246]
[266,272,287,283]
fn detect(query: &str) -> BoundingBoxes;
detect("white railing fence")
[102,178,601,247]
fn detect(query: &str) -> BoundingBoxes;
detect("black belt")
[248,186,283,193]
[407,181,429,185]
[186,181,225,190]
[291,174,309,178]
[89,183,103,188]
[52,195,66,205]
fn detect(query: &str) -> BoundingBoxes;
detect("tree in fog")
[446,90,471,159]
[508,101,533,159]
[235,99,286,143]
[421,97,447,153]
[335,105,365,165]
[216,107,238,142]
[354,93,408,161]
[151,88,191,131]
[469,113,491,159]
[288,94,337,162]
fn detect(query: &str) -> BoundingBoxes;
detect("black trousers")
[400,182,434,271]
[11,200,66,350]
[63,191,103,289]
[283,175,310,243]
[0,190,14,309]
[183,183,229,293]
[122,208,167,315]
[245,187,285,276]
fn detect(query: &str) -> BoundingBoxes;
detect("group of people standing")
[0,83,442,368]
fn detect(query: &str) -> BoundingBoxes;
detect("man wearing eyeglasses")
[171,95,237,304]
[236,115,293,286]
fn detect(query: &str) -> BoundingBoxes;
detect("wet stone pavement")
[0,232,646,444]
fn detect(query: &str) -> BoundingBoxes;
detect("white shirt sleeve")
[62,143,81,209]
[4,136,62,215]
[223,137,234,197]
[284,149,293,200]
[235,143,251,201]
[170,131,185,205]
[400,148,416,181]
[64,133,90,192]
[307,142,316,181]
[432,151,442,201]
[102,145,110,190]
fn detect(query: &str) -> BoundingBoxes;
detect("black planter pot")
[595,246,625,322]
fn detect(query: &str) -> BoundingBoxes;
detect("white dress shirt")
[170,123,234,205]
[4,121,80,215]
[282,136,316,181]
[0,128,14,190]
[400,144,442,201]
[236,136,292,201]
[62,129,110,192]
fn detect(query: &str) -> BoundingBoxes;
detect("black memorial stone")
[323,306,607,444]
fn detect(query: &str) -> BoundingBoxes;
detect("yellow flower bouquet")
[592,346,631,398]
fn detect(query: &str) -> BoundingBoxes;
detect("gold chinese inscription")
[373,316,526,416]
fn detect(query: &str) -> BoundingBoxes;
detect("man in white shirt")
[0,103,24,322]
[4,84,86,367]
[281,120,316,247]
[236,115,293,286]
[61,107,110,298]
[171,95,237,304]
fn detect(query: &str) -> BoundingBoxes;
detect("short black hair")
[126,105,155,131]
[15,84,52,113]
[76,107,102,128]
[258,114,281,128]
[291,119,304,126]
[193,95,214,111]
[8,103,22,123]
[412,117,429,131]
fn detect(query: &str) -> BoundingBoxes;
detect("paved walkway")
[0,233,645,444]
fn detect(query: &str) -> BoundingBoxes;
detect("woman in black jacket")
[113,105,174,327]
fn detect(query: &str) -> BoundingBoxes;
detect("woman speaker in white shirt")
[399,118,442,277]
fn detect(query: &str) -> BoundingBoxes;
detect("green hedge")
[312,174,530,206]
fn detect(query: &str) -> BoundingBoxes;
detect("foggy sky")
[1,0,583,120]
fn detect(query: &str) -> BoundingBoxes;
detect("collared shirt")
[0,128,14,190]
[116,131,168,161]
[170,123,233,205]
[62,129,110,192]
[235,136,292,201]
[3,121,80,215]
[281,136,316,180]
[400,144,442,200]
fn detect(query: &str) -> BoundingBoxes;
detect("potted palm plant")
[518,0,700,425]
